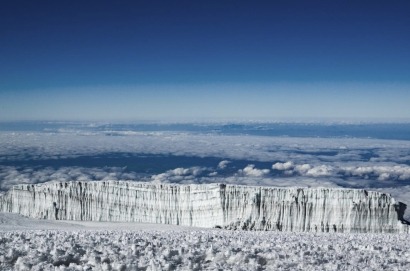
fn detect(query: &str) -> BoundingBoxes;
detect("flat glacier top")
[12,180,385,195]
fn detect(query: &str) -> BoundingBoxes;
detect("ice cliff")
[0,181,408,233]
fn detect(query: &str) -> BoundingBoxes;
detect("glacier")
[0,181,408,233]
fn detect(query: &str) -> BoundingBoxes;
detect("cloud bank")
[1,129,410,219]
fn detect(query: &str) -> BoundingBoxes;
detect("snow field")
[1,230,409,271]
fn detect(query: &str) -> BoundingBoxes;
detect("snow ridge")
[0,181,408,233]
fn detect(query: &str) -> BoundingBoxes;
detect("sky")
[0,0,409,122]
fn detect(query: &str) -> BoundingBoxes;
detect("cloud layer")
[1,129,410,219]
[1,131,410,165]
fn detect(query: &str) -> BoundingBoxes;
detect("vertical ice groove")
[0,181,408,233]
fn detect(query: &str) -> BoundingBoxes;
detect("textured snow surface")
[1,229,410,271]
[0,213,199,232]
[1,181,408,233]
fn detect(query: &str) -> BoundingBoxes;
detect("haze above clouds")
[1,83,410,122]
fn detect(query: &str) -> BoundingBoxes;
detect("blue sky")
[0,1,409,121]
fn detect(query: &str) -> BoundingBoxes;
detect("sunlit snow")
[0,215,409,271]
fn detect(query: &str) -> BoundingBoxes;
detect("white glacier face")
[0,181,408,233]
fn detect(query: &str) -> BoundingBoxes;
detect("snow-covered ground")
[0,213,199,232]
[1,213,409,271]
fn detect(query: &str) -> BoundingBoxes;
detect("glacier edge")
[0,181,408,233]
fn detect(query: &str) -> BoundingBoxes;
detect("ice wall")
[0,181,408,233]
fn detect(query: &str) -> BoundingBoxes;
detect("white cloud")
[305,165,334,177]
[271,161,410,182]
[0,166,142,191]
[217,160,231,169]
[272,161,294,171]
[378,173,390,181]
[340,165,410,181]
[239,164,270,177]
[151,167,207,183]
[294,164,312,174]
